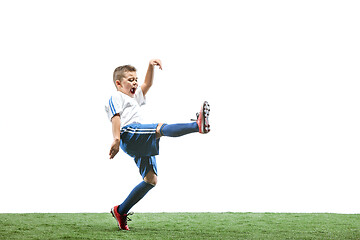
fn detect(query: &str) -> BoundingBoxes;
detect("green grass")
[0,212,359,239]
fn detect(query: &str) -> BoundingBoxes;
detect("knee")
[146,178,157,186]
[145,178,157,186]
[156,123,165,139]
[144,170,158,186]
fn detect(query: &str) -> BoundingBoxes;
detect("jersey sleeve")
[105,94,123,121]
[134,87,146,106]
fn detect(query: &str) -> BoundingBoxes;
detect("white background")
[0,0,359,213]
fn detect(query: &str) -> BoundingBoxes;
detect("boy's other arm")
[109,114,121,159]
[141,59,162,96]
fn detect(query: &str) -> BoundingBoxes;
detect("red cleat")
[110,206,132,230]
[196,101,210,134]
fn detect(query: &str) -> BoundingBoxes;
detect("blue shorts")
[134,156,158,178]
[120,123,160,178]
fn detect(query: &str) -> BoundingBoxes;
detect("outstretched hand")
[149,59,163,70]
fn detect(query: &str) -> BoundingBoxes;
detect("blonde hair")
[113,65,137,87]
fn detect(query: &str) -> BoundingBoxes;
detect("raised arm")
[141,59,162,96]
[109,114,121,159]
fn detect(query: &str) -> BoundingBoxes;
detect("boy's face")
[116,71,138,97]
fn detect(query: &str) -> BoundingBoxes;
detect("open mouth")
[130,88,136,94]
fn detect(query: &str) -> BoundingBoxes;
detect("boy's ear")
[115,80,122,87]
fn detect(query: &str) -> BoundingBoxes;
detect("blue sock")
[117,181,154,215]
[160,122,199,137]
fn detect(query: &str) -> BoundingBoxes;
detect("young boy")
[105,59,210,230]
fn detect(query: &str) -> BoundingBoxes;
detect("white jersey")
[105,87,146,126]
